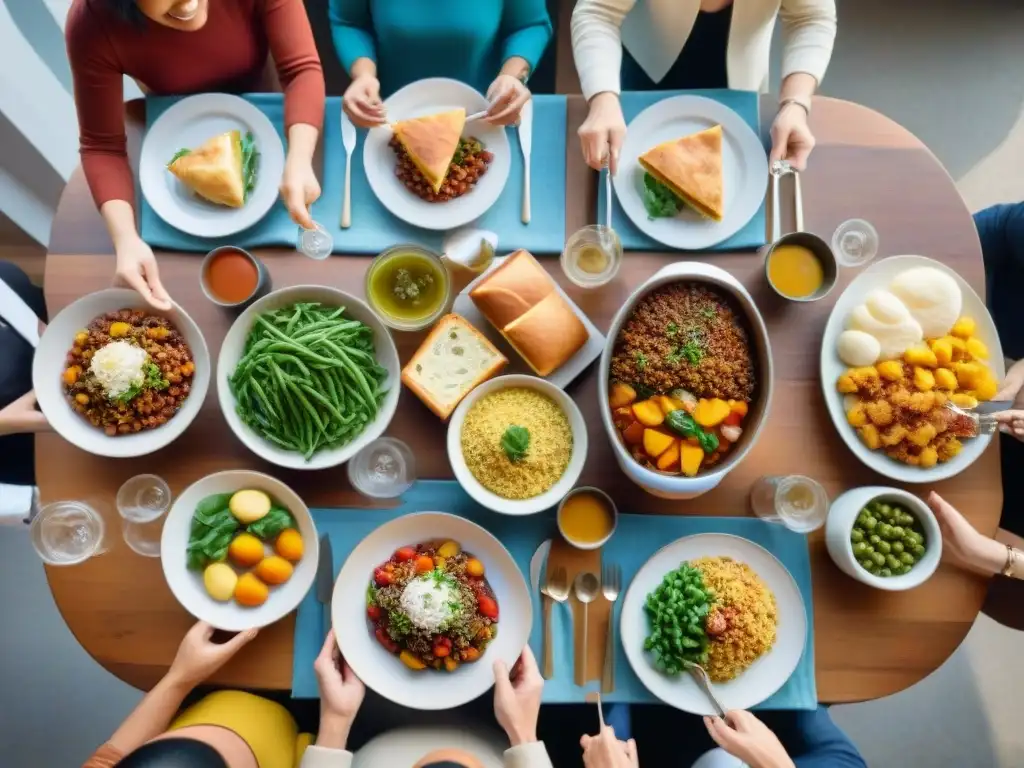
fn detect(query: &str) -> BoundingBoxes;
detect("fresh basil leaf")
[195,493,233,519]
[697,430,720,454]
[247,506,294,540]
[501,425,530,462]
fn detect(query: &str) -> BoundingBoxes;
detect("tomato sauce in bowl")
[201,246,267,308]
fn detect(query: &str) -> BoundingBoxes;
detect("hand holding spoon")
[574,571,600,684]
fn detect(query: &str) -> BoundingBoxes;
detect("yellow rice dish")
[460,387,572,499]
[693,556,778,682]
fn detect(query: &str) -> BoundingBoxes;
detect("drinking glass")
[30,500,110,566]
[297,221,334,261]
[347,437,416,499]
[116,474,172,557]
[750,475,829,533]
[832,219,879,268]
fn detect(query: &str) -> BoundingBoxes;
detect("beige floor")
[3,1,1024,766]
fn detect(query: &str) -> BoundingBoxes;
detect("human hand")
[705,711,795,768]
[485,75,531,126]
[313,630,365,749]
[578,92,627,174]
[167,621,257,689]
[114,236,172,311]
[493,645,543,746]
[0,391,49,436]
[343,74,386,128]
[770,103,815,171]
[928,491,1006,574]
[580,726,638,768]
[279,157,320,230]
[995,410,1024,441]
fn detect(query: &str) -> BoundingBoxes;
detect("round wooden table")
[40,96,1000,701]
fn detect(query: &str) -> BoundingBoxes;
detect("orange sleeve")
[65,2,136,210]
[263,0,326,131]
[81,743,124,768]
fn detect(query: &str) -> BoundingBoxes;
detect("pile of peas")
[850,499,926,577]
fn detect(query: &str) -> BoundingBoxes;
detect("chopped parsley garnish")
[112,361,168,404]
[701,307,716,319]
[366,583,377,608]
[666,322,679,339]
[387,611,413,639]
[501,425,530,462]
[679,339,704,366]
[429,568,458,590]
[635,351,649,371]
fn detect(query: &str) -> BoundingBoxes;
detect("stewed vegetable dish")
[367,540,498,672]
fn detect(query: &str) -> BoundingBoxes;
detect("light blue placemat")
[596,89,768,252]
[292,480,816,709]
[320,95,567,255]
[140,94,298,251]
[141,94,567,254]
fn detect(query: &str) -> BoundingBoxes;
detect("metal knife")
[340,108,356,229]
[974,400,1013,415]
[317,535,334,637]
[518,100,533,224]
[529,539,552,594]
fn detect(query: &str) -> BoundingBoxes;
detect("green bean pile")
[643,562,712,675]
[229,302,389,460]
[851,499,927,577]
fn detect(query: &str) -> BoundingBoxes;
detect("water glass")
[117,474,172,557]
[347,437,416,499]
[297,221,334,261]
[750,475,829,533]
[832,218,879,268]
[30,500,110,566]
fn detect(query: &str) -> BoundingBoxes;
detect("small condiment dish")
[365,245,451,332]
[200,246,270,310]
[825,486,942,592]
[763,232,838,303]
[557,486,618,550]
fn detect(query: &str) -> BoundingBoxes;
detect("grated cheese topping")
[399,574,459,631]
[89,341,147,399]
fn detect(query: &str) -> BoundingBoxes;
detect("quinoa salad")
[367,540,499,672]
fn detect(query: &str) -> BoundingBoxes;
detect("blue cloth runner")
[596,89,768,252]
[140,94,567,255]
[292,480,816,709]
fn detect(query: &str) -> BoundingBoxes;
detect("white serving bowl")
[33,288,210,458]
[825,486,942,591]
[598,262,773,499]
[217,285,401,470]
[332,511,532,710]
[447,375,588,515]
[160,470,319,631]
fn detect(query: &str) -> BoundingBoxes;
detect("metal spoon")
[574,571,600,684]
[683,660,726,717]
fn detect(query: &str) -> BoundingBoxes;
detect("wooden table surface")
[40,95,1001,702]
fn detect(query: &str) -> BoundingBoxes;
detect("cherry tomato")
[414,555,435,574]
[433,637,452,657]
[395,546,416,562]
[375,627,399,653]
[374,568,393,586]
[367,604,381,621]
[723,411,743,427]
[478,595,499,620]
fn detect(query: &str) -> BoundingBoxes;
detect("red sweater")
[66,0,325,210]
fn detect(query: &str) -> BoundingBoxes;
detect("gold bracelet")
[778,97,811,117]
[1002,545,1022,578]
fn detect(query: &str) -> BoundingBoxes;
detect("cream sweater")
[571,0,837,100]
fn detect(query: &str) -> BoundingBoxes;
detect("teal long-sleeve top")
[328,0,553,98]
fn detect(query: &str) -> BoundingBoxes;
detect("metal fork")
[943,401,999,436]
[541,567,569,680]
[684,660,726,717]
[601,563,621,693]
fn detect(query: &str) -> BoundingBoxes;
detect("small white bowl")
[825,486,942,591]
[160,470,319,632]
[217,285,400,470]
[557,486,619,550]
[33,288,210,458]
[447,375,587,515]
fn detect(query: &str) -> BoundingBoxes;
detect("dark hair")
[99,0,144,24]
[116,738,229,767]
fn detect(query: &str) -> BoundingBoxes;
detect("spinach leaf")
[501,425,530,462]
[168,148,191,165]
[186,496,239,571]
[247,506,295,540]
[697,430,720,454]
[240,131,260,203]
[642,172,683,220]
[195,493,233,520]
[665,410,700,439]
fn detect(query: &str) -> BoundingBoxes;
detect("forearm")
[0,402,46,436]
[350,57,377,80]
[571,0,632,101]
[106,674,192,754]
[100,200,140,248]
[779,0,836,84]
[500,56,531,80]
[286,123,319,168]
[780,72,818,105]
[314,713,353,751]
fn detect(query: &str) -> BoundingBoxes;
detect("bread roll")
[469,249,553,328]
[504,291,589,376]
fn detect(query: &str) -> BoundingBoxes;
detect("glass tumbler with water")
[117,474,172,557]
[750,475,829,533]
[347,437,416,499]
[297,221,334,261]
[30,500,110,566]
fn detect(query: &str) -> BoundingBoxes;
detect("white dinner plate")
[614,95,768,250]
[332,512,532,710]
[364,78,511,231]
[450,255,605,389]
[820,254,1004,483]
[621,534,807,714]
[139,93,285,238]
[161,470,319,633]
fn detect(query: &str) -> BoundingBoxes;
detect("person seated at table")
[0,262,50,495]
[570,0,837,174]
[329,0,552,128]
[82,624,555,767]
[929,492,1024,579]
[66,0,326,311]
[577,708,864,768]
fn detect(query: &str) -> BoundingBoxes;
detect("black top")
[0,262,45,486]
[619,4,733,91]
[116,738,229,767]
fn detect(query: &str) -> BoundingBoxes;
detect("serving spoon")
[574,571,600,684]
